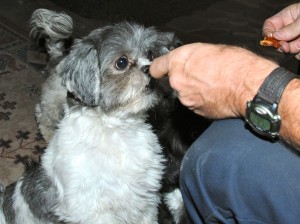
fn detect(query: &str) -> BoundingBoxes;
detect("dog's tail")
[29,8,74,62]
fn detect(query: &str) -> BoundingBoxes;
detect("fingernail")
[277,47,284,53]
[267,32,273,38]
[277,48,284,53]
[272,31,283,40]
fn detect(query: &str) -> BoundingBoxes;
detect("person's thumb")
[272,19,300,41]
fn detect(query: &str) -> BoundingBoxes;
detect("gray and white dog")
[0,9,182,224]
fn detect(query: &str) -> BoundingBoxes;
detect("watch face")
[246,100,281,138]
[249,111,271,131]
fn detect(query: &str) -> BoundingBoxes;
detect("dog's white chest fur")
[42,108,164,224]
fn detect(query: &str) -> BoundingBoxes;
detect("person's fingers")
[275,37,300,54]
[149,54,169,79]
[287,37,300,54]
[262,19,278,37]
[278,41,290,53]
[272,19,300,41]
[262,3,300,39]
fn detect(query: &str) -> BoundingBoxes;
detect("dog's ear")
[156,32,183,56]
[152,32,183,100]
[59,39,100,106]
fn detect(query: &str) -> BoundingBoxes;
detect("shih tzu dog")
[0,8,211,224]
[0,9,184,224]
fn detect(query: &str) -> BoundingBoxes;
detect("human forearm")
[150,43,300,149]
[237,56,300,149]
[278,78,300,149]
[261,2,300,148]
[235,53,278,117]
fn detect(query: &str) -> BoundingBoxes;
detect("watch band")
[257,67,298,104]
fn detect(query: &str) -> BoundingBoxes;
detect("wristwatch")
[245,67,298,138]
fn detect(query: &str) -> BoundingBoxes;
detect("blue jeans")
[180,119,300,224]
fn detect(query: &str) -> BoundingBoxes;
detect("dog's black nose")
[142,65,150,75]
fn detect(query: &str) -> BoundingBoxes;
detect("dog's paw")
[35,103,42,118]
[164,188,185,224]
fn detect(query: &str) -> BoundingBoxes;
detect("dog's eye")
[115,56,129,70]
[147,50,154,61]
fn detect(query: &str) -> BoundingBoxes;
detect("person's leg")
[180,119,300,224]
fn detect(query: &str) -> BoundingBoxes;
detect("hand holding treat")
[262,3,300,59]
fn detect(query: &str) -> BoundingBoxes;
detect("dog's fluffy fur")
[151,98,212,223]
[0,9,184,224]
[147,92,211,224]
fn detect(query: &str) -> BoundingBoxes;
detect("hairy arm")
[278,78,300,149]
[150,43,300,150]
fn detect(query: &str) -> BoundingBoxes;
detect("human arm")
[150,43,300,149]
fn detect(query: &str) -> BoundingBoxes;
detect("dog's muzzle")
[142,65,156,90]
[142,65,150,76]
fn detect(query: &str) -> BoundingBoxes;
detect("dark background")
[50,0,223,26]
[50,0,298,72]
[0,0,298,71]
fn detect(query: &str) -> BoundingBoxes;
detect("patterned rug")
[0,16,48,186]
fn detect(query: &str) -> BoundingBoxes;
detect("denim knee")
[180,119,300,224]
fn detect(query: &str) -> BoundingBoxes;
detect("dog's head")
[57,21,181,115]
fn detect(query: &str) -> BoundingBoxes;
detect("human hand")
[150,43,278,119]
[262,3,300,59]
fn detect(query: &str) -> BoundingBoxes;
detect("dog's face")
[57,22,181,115]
